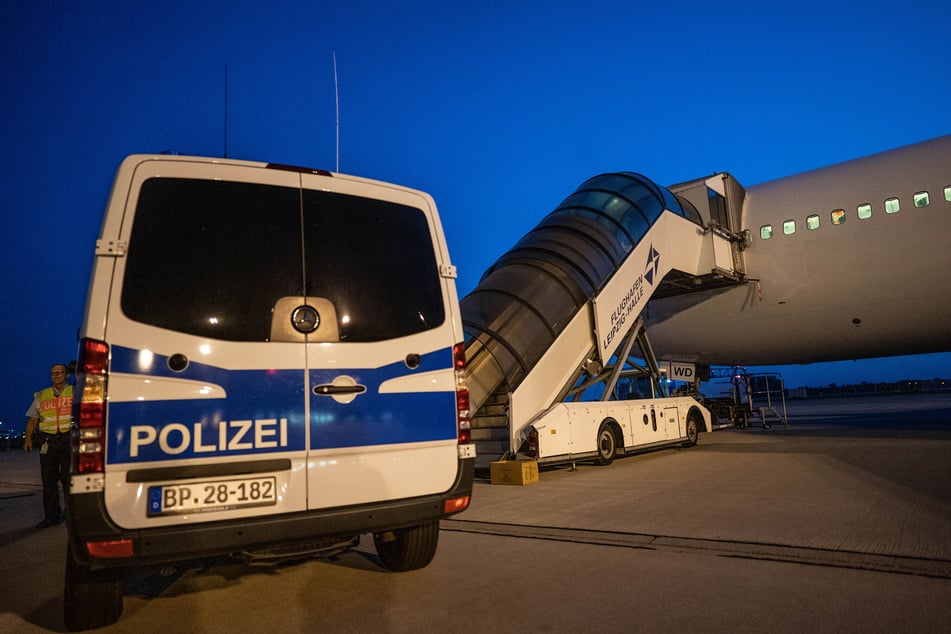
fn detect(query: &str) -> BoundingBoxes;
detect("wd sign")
[662,361,696,381]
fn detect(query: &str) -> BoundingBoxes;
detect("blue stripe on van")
[309,380,455,450]
[105,346,456,464]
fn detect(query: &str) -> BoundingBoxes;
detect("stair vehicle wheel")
[596,423,617,466]
[682,411,700,447]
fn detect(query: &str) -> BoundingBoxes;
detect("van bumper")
[67,457,474,567]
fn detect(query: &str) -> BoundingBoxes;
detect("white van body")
[65,155,475,630]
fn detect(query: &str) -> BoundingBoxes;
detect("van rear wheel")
[374,521,440,572]
[64,544,123,631]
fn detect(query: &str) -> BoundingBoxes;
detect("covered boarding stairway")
[461,171,749,467]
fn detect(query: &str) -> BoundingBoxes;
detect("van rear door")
[295,174,462,508]
[99,159,312,530]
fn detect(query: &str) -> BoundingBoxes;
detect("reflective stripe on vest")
[38,386,73,434]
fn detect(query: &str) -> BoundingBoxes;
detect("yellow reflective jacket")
[37,385,73,434]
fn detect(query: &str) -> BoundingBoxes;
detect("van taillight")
[73,338,109,474]
[453,342,470,445]
[85,539,134,559]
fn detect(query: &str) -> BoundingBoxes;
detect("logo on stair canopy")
[644,244,660,286]
[594,239,666,362]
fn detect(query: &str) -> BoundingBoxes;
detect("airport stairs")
[461,172,747,468]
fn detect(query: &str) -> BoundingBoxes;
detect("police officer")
[24,363,73,529]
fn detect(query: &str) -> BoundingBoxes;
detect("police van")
[65,155,475,630]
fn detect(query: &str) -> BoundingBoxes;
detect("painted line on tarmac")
[0,493,34,500]
[0,481,40,499]
[441,519,951,579]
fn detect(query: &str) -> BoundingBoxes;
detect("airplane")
[643,134,951,369]
[456,134,950,461]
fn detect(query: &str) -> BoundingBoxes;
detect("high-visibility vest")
[37,386,73,434]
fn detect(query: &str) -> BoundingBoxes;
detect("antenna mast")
[223,64,229,158]
[333,50,339,172]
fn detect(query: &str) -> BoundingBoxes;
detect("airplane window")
[885,197,900,214]
[806,214,820,230]
[783,219,796,235]
[760,225,773,239]
[831,209,846,225]
[913,192,930,208]
[945,186,951,202]
[857,203,872,219]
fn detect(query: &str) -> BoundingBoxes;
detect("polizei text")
[130,418,289,457]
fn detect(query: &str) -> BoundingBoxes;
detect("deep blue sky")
[2,1,950,431]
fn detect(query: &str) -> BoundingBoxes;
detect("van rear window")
[122,178,445,341]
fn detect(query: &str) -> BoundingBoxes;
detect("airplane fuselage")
[645,135,951,366]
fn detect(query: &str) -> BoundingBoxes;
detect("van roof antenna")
[223,63,229,158]
[333,50,339,172]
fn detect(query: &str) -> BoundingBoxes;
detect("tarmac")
[1,393,950,632]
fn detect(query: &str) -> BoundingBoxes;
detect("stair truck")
[462,172,748,467]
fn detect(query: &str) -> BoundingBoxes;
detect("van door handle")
[313,384,367,396]
[312,375,367,404]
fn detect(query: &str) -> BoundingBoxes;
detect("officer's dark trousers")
[39,433,71,523]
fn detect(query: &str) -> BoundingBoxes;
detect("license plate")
[147,476,277,516]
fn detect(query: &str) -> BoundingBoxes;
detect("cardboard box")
[490,460,539,486]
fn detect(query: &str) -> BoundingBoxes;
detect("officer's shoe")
[35,518,61,529]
